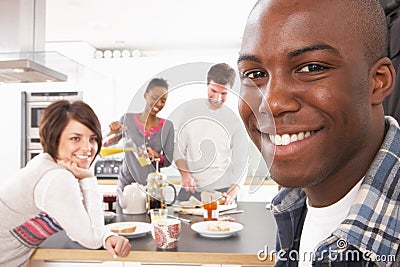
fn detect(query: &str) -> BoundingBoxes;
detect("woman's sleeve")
[34,169,104,249]
[161,120,175,168]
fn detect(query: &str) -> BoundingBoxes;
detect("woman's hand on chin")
[57,158,93,180]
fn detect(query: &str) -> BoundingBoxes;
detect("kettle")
[116,183,147,214]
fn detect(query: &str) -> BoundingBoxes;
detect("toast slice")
[207,221,230,232]
[111,224,137,234]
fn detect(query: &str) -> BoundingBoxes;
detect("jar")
[203,201,218,221]
[103,193,117,212]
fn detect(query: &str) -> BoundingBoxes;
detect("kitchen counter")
[30,202,277,266]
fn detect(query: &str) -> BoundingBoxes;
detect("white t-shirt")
[298,179,363,266]
[172,99,248,191]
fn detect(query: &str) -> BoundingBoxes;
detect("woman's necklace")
[138,113,159,142]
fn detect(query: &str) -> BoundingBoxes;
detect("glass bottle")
[203,197,218,221]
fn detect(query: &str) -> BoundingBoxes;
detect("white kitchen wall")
[0,43,271,190]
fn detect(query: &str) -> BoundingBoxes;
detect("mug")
[153,219,181,249]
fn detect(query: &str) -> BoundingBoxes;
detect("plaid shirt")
[271,116,400,267]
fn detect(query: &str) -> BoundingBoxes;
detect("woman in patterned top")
[0,100,131,266]
[108,77,174,188]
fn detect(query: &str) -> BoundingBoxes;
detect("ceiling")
[45,0,259,52]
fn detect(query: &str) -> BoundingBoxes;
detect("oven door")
[27,137,41,150]
[26,101,51,139]
[26,149,42,164]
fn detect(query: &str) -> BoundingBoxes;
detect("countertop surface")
[31,202,277,265]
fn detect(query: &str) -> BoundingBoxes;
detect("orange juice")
[138,156,149,166]
[100,147,134,157]
[150,209,168,223]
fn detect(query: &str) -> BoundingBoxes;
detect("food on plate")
[111,224,137,234]
[207,221,230,232]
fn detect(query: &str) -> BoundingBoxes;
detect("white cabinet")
[125,264,220,267]
[31,262,225,267]
[30,260,122,267]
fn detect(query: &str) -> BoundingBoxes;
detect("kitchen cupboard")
[30,261,121,266]
[31,261,236,267]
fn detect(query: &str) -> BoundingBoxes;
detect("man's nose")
[260,76,300,116]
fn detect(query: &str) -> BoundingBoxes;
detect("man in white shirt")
[174,63,248,204]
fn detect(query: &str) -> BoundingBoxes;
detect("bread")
[111,224,136,234]
[207,222,230,232]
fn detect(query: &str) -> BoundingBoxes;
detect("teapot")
[146,158,177,210]
[116,183,147,214]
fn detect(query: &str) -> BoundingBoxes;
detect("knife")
[219,210,244,216]
[167,215,191,223]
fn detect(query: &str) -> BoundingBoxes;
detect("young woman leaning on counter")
[0,100,131,266]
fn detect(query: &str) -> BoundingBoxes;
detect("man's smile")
[269,131,315,146]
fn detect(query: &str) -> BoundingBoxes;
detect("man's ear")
[370,57,396,105]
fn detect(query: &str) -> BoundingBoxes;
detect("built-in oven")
[26,149,42,163]
[21,91,83,167]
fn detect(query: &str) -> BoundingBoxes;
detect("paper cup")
[153,219,181,249]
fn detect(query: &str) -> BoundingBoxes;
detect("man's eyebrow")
[237,54,262,65]
[237,44,339,64]
[288,43,340,59]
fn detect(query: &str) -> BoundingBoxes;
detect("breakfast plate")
[191,221,243,238]
[105,222,152,238]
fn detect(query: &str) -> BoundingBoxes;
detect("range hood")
[0,59,67,83]
[0,0,69,84]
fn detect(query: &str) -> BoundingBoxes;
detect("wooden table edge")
[31,249,275,266]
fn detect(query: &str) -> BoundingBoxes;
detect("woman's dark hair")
[39,100,102,162]
[145,77,169,93]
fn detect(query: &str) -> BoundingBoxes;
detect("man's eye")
[243,70,266,79]
[298,64,326,73]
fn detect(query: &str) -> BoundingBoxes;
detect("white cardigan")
[0,153,109,249]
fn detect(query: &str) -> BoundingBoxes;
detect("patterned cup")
[153,218,181,249]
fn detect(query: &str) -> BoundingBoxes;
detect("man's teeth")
[269,131,312,146]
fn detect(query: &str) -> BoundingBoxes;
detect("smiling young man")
[238,0,399,265]
[174,63,248,204]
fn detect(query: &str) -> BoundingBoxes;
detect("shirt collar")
[272,116,400,259]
